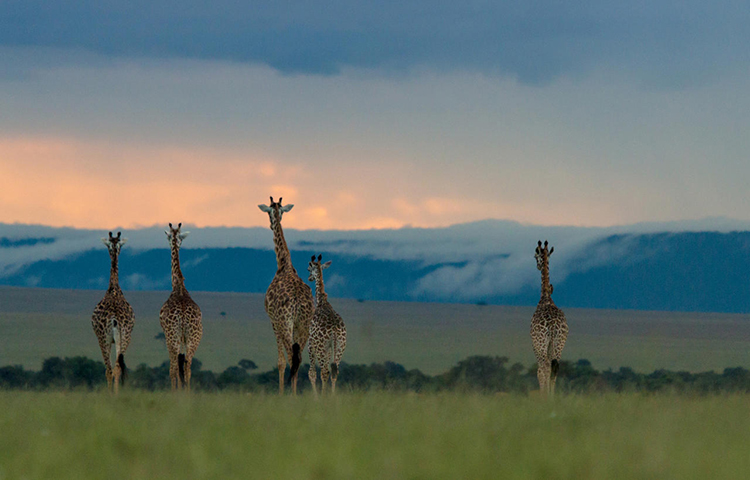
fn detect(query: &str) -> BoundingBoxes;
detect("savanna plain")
[1,392,749,479]
[1,287,750,479]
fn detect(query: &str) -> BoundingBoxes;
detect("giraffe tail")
[178,353,186,385]
[550,359,560,379]
[117,353,127,385]
[289,343,301,380]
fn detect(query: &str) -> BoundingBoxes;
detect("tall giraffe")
[258,197,314,395]
[530,240,569,397]
[91,231,134,394]
[159,222,203,391]
[307,255,347,395]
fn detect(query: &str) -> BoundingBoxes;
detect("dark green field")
[1,286,749,374]
[0,391,748,479]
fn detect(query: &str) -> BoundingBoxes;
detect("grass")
[0,391,748,479]
[1,287,749,375]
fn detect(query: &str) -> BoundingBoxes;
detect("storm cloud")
[2,1,749,85]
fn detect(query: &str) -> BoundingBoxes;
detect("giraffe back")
[160,290,203,349]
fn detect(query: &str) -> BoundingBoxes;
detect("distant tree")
[154,332,165,340]
[0,365,34,389]
[238,359,258,371]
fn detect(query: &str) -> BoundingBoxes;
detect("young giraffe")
[531,240,569,397]
[258,197,314,395]
[159,223,203,391]
[92,231,135,394]
[307,255,347,396]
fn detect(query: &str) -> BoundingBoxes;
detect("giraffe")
[307,255,347,396]
[258,197,314,395]
[159,222,203,391]
[91,231,135,394]
[530,240,569,397]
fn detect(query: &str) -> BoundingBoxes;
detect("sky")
[2,1,750,231]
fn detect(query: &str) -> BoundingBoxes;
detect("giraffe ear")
[120,238,128,247]
[258,204,272,213]
[101,237,109,246]
[164,230,171,237]
[179,232,190,241]
[280,204,294,213]
[322,261,332,269]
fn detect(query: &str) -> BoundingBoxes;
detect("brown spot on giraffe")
[92,231,135,394]
[307,254,347,396]
[258,197,314,395]
[159,222,203,391]
[530,240,569,397]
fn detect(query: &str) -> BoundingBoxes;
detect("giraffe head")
[534,240,554,271]
[308,254,332,282]
[164,222,190,249]
[258,196,294,227]
[101,231,127,256]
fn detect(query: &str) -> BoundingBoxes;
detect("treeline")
[1,356,749,394]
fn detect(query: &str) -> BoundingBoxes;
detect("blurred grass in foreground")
[0,392,748,479]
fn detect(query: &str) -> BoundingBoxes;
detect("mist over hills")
[1,219,750,313]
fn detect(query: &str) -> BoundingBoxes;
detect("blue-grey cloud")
[1,217,748,300]
[2,1,748,84]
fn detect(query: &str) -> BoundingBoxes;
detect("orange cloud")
[0,135,629,231]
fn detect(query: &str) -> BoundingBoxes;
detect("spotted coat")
[530,240,569,397]
[307,255,347,395]
[92,231,134,394]
[159,223,203,391]
[259,197,314,395]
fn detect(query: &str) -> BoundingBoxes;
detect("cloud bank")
[1,218,748,300]
[2,1,749,85]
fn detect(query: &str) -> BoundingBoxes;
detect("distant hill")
[1,221,750,313]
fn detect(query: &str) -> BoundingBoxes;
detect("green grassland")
[1,287,749,375]
[0,391,748,479]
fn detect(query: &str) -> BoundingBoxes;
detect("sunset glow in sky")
[2,2,750,231]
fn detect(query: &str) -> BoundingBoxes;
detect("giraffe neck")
[170,244,187,292]
[314,275,327,305]
[108,251,122,294]
[270,219,295,274]
[540,259,553,301]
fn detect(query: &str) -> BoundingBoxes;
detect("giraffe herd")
[92,197,567,396]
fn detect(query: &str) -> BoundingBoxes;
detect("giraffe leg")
[113,360,121,395]
[184,355,192,393]
[308,350,318,397]
[97,339,114,393]
[320,363,330,395]
[168,350,180,391]
[537,361,551,397]
[331,329,345,395]
[273,325,292,395]
[331,363,339,395]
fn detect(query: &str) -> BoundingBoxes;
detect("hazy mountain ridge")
[1,220,750,313]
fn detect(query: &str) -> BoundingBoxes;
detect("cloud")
[2,2,749,85]
[1,217,749,299]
